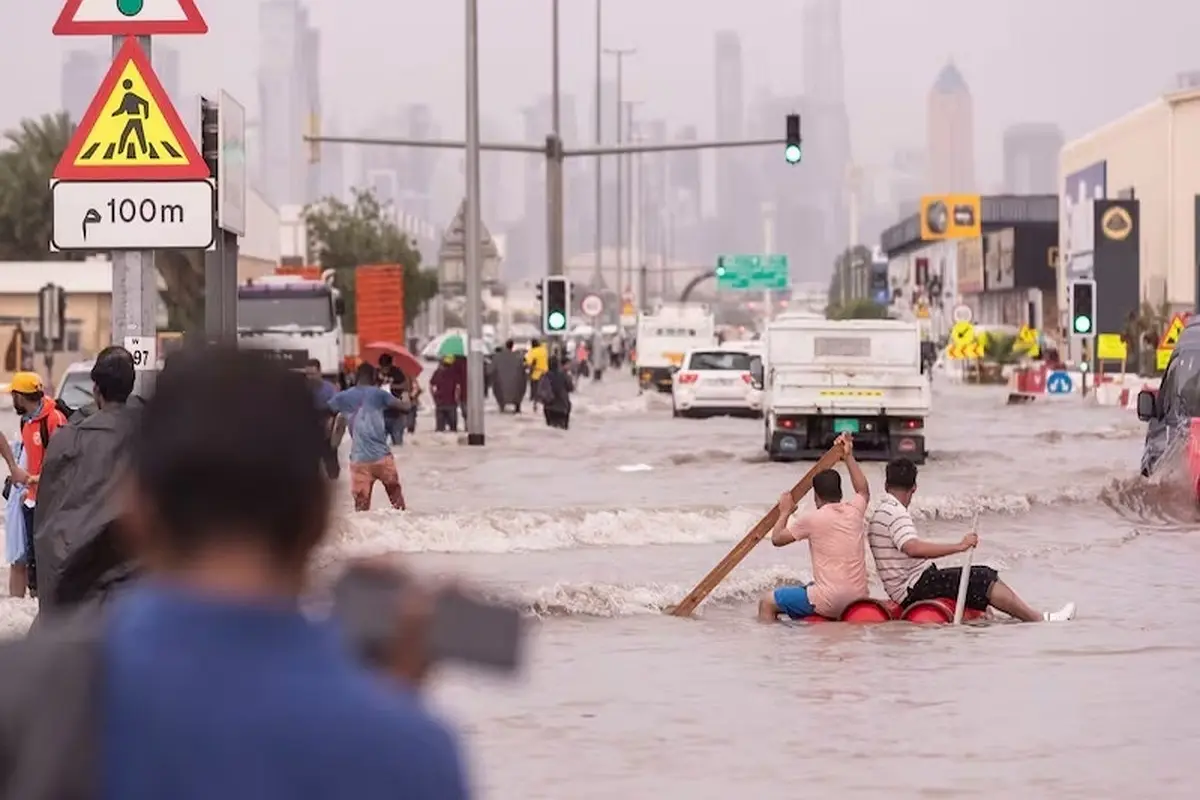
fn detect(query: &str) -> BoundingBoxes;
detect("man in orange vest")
[11,371,68,596]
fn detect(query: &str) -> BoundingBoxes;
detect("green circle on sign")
[1073,316,1092,334]
[784,144,802,164]
[547,311,566,330]
[117,0,144,17]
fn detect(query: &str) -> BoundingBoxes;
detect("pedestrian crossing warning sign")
[54,37,208,181]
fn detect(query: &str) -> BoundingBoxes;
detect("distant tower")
[927,61,976,193]
[713,30,745,247]
[1002,123,1063,195]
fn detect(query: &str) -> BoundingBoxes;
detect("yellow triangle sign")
[1159,313,1188,350]
[54,37,208,181]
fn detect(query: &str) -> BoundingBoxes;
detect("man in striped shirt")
[867,458,1076,622]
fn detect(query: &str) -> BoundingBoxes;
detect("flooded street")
[2,375,1198,797]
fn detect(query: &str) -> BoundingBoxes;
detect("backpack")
[38,399,72,450]
[536,375,556,405]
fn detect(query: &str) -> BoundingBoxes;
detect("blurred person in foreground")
[304,358,342,480]
[329,362,408,512]
[0,346,469,799]
[10,371,69,596]
[34,347,141,617]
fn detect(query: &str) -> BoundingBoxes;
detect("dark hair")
[305,358,321,370]
[531,339,541,348]
[130,346,329,563]
[355,362,376,384]
[812,469,843,503]
[378,354,393,367]
[885,458,918,491]
[505,339,514,350]
[90,346,135,404]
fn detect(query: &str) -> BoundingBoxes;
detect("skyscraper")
[61,49,103,123]
[927,61,976,194]
[713,30,747,249]
[1002,123,1063,195]
[257,0,321,208]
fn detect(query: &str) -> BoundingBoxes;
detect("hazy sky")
[5,0,1197,187]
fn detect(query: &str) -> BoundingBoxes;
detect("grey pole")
[464,0,485,446]
[112,34,158,396]
[546,0,564,282]
[593,0,603,288]
[623,102,639,300]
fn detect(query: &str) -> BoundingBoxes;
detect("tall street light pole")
[604,47,634,309]
[464,0,485,445]
[623,100,641,299]
[547,0,563,288]
[593,0,604,289]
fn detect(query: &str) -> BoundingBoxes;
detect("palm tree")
[0,113,79,261]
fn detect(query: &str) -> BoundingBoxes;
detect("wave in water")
[323,485,1100,560]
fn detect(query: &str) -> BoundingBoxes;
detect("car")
[1138,316,1200,479]
[56,359,96,412]
[670,347,763,419]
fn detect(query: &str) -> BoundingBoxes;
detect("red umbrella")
[361,341,423,378]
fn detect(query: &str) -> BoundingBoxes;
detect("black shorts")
[903,564,999,612]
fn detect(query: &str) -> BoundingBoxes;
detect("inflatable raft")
[797,597,986,624]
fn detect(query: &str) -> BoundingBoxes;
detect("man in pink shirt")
[757,433,871,622]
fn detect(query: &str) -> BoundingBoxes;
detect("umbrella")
[361,341,422,378]
[437,332,467,358]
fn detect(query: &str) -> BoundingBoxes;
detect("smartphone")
[331,565,524,675]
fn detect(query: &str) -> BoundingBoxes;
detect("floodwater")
[2,376,1198,798]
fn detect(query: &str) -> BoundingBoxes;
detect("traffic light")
[714,256,727,278]
[1068,279,1096,335]
[200,96,219,178]
[784,113,802,164]
[540,276,570,334]
[37,282,66,352]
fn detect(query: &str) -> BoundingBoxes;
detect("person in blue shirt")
[104,345,468,800]
[330,362,408,511]
[304,358,341,479]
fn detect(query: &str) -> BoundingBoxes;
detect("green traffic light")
[784,144,802,164]
[547,311,566,330]
[1073,316,1092,334]
[715,266,726,277]
[117,0,145,16]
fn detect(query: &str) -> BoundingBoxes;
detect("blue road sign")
[1046,370,1073,394]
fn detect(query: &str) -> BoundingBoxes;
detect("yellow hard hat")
[9,371,43,394]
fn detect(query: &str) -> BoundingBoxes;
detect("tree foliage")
[304,188,438,332]
[0,112,204,331]
[826,298,892,320]
[826,245,875,311]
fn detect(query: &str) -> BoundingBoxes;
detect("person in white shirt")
[867,458,1076,622]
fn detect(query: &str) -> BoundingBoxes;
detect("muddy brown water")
[2,379,1196,798]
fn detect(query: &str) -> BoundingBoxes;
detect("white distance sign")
[580,294,604,317]
[52,179,215,251]
[123,335,158,371]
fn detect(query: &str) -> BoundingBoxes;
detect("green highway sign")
[715,254,790,290]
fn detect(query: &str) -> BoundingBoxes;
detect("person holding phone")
[0,347,470,799]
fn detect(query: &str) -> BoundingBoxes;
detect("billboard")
[1092,199,1139,336]
[1062,161,1106,276]
[919,194,981,240]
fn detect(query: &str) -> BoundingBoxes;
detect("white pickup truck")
[752,316,931,463]
[635,304,716,392]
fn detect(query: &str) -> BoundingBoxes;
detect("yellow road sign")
[950,321,975,346]
[1096,334,1127,361]
[1015,324,1040,357]
[1158,313,1189,350]
[54,37,207,181]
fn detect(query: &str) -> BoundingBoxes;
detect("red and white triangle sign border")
[54,0,208,36]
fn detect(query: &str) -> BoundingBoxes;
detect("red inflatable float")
[795,597,983,624]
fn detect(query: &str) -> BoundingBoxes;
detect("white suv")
[671,348,763,419]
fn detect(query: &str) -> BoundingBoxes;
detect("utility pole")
[623,101,640,298]
[593,0,604,290]
[547,0,563,284]
[605,47,635,305]
[464,0,485,445]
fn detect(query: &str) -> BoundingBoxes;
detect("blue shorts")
[773,585,816,619]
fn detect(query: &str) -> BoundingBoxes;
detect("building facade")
[927,62,976,194]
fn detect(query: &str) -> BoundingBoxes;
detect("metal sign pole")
[463,0,486,446]
[111,33,159,395]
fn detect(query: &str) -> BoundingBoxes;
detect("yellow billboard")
[919,194,981,241]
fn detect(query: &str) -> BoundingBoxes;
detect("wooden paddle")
[952,512,980,626]
[669,444,844,617]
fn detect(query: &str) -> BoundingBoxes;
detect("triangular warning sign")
[54,38,208,181]
[54,0,207,36]
[1158,313,1189,350]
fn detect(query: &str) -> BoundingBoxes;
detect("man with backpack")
[9,371,69,597]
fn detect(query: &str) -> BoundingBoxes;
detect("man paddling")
[758,433,870,622]
[867,457,1076,622]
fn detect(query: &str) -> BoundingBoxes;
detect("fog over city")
[10,0,1198,282]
